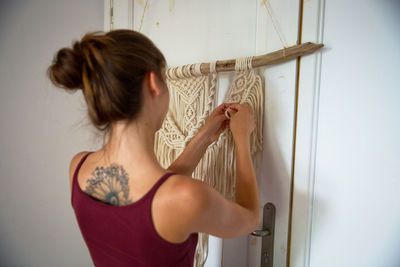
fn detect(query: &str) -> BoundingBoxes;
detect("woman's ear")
[147,71,161,97]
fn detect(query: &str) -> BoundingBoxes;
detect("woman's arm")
[166,104,260,240]
[166,103,231,176]
[167,129,211,176]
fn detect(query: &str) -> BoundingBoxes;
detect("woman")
[48,29,260,267]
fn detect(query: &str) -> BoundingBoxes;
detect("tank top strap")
[73,151,93,180]
[71,151,93,206]
[146,171,177,199]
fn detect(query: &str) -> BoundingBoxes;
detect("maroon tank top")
[71,151,198,267]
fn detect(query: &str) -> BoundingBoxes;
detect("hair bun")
[47,41,84,90]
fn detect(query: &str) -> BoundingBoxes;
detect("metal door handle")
[249,202,275,267]
[251,229,271,237]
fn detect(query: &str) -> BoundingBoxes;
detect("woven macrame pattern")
[154,57,264,267]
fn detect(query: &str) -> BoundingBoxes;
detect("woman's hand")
[169,103,232,175]
[226,103,255,142]
[200,103,232,144]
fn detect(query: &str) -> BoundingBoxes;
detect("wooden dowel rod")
[196,42,323,74]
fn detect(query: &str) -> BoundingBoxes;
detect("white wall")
[0,1,103,266]
[309,1,400,266]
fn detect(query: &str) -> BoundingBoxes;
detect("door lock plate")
[250,202,276,267]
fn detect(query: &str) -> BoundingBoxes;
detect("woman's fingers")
[227,103,243,111]
[225,106,238,118]
[209,102,238,121]
[213,103,235,115]
[210,104,225,115]
[219,113,229,121]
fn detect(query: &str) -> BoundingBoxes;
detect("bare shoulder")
[69,151,90,192]
[158,173,212,222]
[151,173,211,242]
[69,151,89,177]
[159,172,259,238]
[162,173,209,205]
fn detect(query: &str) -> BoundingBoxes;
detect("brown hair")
[47,29,167,145]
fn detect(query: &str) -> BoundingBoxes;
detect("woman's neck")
[100,119,163,172]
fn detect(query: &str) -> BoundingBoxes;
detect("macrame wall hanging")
[133,0,324,266]
[154,58,264,266]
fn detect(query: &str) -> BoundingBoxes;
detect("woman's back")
[71,151,198,267]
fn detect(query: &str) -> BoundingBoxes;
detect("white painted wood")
[292,0,400,266]
[289,0,325,266]
[248,0,300,267]
[108,0,302,266]
[104,0,134,31]
[104,0,111,31]
[113,0,133,30]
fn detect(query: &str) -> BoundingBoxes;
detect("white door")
[291,0,400,266]
[107,0,303,266]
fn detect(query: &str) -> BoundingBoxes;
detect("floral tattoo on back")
[84,164,133,206]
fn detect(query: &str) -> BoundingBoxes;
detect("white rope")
[137,0,149,32]
[210,60,217,73]
[262,0,289,49]
[235,56,253,71]
[194,63,202,76]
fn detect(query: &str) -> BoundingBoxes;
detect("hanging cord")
[262,0,289,58]
[110,0,114,30]
[235,56,253,71]
[138,0,149,32]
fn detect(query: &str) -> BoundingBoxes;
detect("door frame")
[104,0,134,31]
[288,0,326,266]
